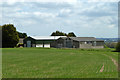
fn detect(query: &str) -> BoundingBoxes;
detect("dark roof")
[60,37,104,42]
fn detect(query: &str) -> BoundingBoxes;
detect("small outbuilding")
[51,37,104,48]
[17,38,24,47]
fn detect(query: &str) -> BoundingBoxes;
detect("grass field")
[2,48,118,78]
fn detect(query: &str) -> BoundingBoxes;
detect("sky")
[0,0,119,38]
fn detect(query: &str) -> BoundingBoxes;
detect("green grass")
[2,48,118,78]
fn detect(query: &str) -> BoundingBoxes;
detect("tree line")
[1,24,120,52]
[51,31,76,37]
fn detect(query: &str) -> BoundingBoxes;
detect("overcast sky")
[0,0,118,38]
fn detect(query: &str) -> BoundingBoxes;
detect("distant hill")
[97,38,118,42]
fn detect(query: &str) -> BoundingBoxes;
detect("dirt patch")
[100,63,104,72]
[110,57,118,67]
[102,54,118,69]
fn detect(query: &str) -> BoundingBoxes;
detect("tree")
[17,32,27,38]
[51,31,77,37]
[67,32,76,37]
[2,24,19,48]
[0,26,2,48]
[51,31,67,36]
[116,42,120,52]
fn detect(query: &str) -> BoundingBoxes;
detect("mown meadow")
[2,48,118,78]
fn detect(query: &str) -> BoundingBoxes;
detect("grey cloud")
[76,2,117,17]
[2,2,73,11]
[79,11,116,17]
[1,1,118,37]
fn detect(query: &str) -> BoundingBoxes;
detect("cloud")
[77,2,117,17]
[1,1,118,38]
[57,8,73,17]
[108,24,115,28]
[33,12,57,18]
[87,0,119,2]
[60,9,71,13]
[1,0,119,4]
[1,0,78,5]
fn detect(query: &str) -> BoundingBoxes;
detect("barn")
[51,37,104,48]
[23,36,66,48]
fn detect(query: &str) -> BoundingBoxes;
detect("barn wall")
[92,46,104,48]
[73,41,79,48]
[23,37,36,47]
[79,41,104,48]
[51,38,64,48]
[24,37,35,44]
[80,44,104,48]
[51,38,80,48]
[50,41,57,47]
[65,38,73,48]
[80,44,92,48]
[35,40,53,44]
[32,44,36,47]
[51,38,74,48]
[96,41,104,46]
[36,44,43,47]
[56,38,64,48]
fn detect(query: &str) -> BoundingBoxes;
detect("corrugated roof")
[60,37,104,41]
[31,36,66,40]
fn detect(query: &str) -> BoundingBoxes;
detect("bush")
[17,43,24,47]
[105,42,117,48]
[104,44,109,48]
[116,42,120,52]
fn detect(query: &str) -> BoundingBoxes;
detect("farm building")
[51,37,104,48]
[23,36,66,48]
[19,38,24,44]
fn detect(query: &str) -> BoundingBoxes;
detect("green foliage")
[51,31,67,36]
[0,25,2,30]
[104,44,109,48]
[51,30,76,37]
[2,24,19,48]
[68,32,76,37]
[105,42,117,48]
[17,43,24,47]
[17,31,27,38]
[116,42,120,52]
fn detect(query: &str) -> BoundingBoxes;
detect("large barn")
[24,36,104,48]
[23,36,66,48]
[51,37,104,48]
